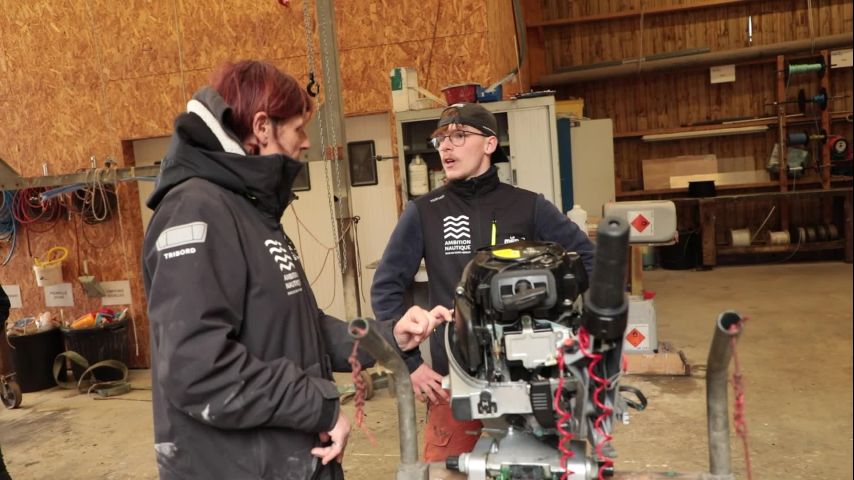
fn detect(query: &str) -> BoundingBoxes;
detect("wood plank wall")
[528,0,853,245]
[534,0,852,185]
[0,0,518,368]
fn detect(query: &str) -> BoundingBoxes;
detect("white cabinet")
[568,118,615,218]
[394,96,561,206]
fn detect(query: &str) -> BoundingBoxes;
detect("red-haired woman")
[142,60,450,480]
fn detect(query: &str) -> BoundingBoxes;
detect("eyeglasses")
[429,130,491,150]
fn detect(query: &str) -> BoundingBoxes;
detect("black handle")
[582,217,630,341]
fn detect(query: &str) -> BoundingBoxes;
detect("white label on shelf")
[1,284,23,309]
[100,280,133,306]
[831,49,853,68]
[44,283,74,307]
[710,64,736,84]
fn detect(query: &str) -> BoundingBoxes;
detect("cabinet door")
[570,118,615,218]
[507,106,559,205]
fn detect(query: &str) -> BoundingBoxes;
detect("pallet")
[624,341,691,376]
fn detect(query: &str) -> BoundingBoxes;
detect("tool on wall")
[32,246,68,287]
[77,260,106,298]
[765,87,845,113]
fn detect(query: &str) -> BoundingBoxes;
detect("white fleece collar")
[186,99,246,156]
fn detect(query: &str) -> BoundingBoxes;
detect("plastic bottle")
[567,204,589,235]
[408,155,429,196]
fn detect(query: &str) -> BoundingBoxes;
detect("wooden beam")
[539,33,853,86]
[717,239,845,255]
[526,0,757,28]
[0,165,160,191]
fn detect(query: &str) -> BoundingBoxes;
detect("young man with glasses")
[371,103,595,462]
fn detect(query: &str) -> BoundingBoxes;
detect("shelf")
[718,239,845,255]
[403,148,437,156]
[526,0,752,28]
[613,112,853,139]
[616,177,853,200]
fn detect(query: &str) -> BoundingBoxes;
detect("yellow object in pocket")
[71,313,96,329]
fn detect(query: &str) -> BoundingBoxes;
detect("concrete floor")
[0,262,851,479]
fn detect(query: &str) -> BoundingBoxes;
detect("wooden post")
[845,190,853,263]
[699,198,717,267]
[630,245,644,296]
[776,55,790,232]
[820,50,831,190]
[820,50,834,225]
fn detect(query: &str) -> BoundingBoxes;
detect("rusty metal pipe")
[706,311,743,477]
[348,318,426,480]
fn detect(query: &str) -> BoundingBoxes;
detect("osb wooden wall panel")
[0,0,503,368]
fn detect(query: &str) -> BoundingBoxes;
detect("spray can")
[408,155,429,196]
[567,204,588,235]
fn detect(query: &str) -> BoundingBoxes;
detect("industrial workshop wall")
[0,0,520,367]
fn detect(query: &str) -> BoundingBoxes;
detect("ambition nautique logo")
[443,215,471,255]
[265,239,303,295]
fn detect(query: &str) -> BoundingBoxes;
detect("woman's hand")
[392,305,453,351]
[310,413,351,465]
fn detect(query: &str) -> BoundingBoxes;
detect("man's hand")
[393,305,453,351]
[410,363,447,404]
[310,413,351,465]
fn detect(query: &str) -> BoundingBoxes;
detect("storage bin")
[62,318,129,382]
[8,328,64,392]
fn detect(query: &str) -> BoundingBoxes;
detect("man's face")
[435,124,494,181]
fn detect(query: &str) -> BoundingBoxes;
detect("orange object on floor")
[423,390,483,463]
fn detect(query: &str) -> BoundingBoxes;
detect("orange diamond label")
[626,328,646,348]
[630,214,650,233]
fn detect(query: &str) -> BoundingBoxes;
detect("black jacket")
[143,87,388,479]
[0,286,9,324]
[371,166,595,375]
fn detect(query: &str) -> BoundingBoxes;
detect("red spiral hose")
[554,339,575,480]
[348,339,377,445]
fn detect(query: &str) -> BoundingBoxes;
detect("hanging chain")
[302,0,319,97]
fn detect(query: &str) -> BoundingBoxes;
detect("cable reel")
[783,56,825,82]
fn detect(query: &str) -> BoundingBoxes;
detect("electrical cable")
[288,202,355,310]
[749,206,776,243]
[0,191,17,265]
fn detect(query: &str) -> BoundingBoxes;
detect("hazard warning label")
[624,325,649,350]
[627,210,654,238]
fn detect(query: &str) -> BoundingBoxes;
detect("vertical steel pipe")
[348,318,426,480]
[706,311,743,477]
